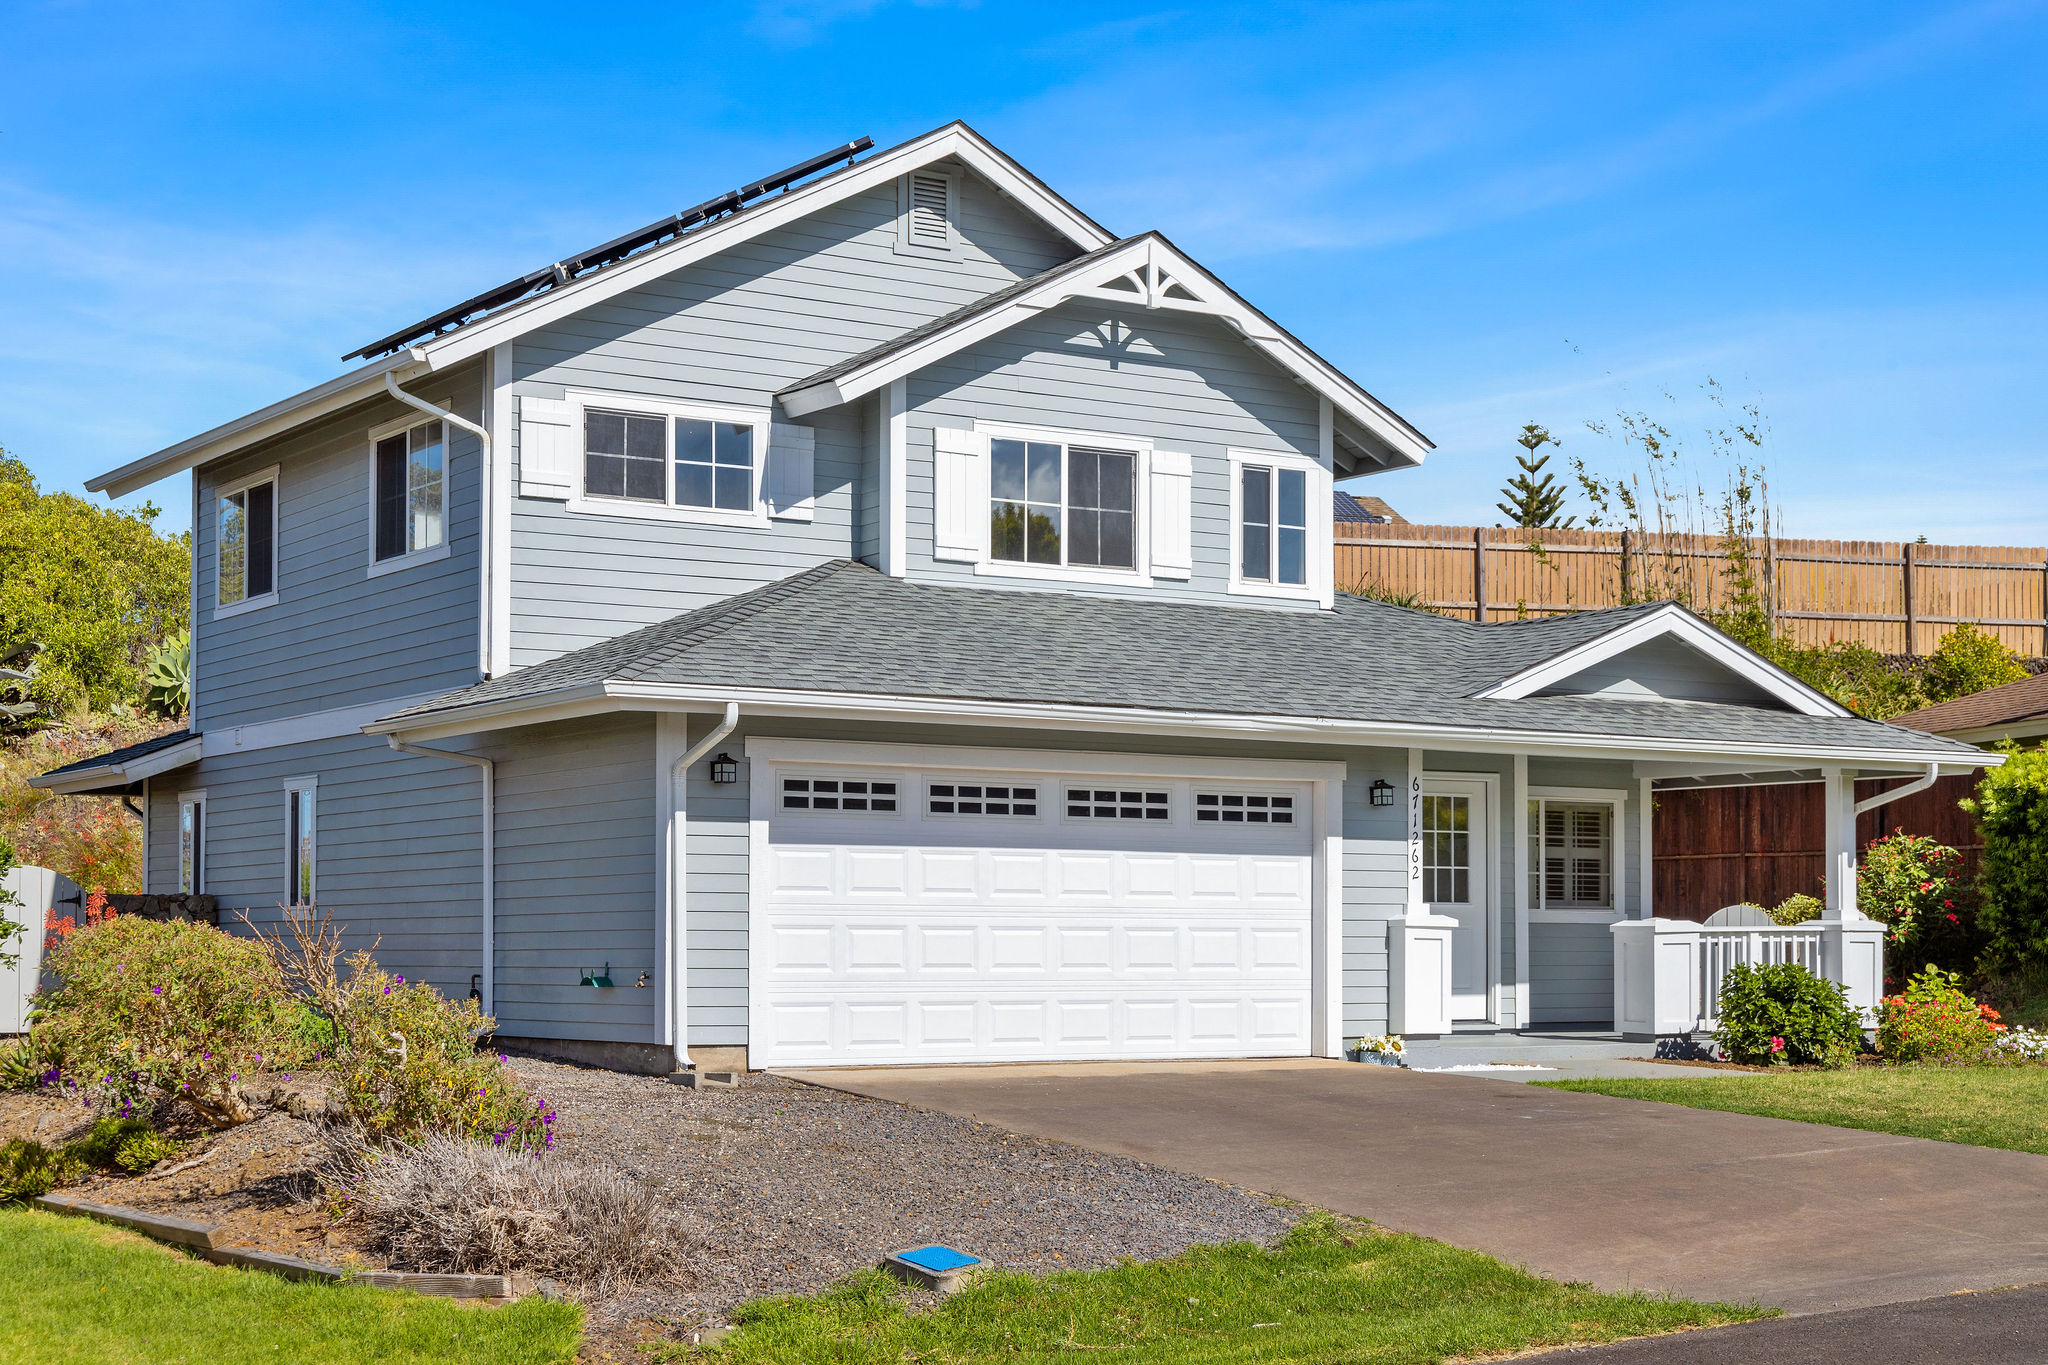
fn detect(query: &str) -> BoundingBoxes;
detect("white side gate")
[1,866,76,1033]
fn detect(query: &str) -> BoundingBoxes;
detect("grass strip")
[1541,1067,2048,1155]
[0,1207,581,1365]
[682,1214,1765,1364]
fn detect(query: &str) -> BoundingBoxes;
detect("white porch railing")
[1612,915,1885,1039]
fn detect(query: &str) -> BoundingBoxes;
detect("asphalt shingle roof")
[36,729,196,781]
[378,562,1982,761]
[1894,669,2048,736]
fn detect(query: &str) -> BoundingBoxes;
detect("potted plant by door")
[1350,1035,1405,1067]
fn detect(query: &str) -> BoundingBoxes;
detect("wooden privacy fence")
[1652,775,1983,922]
[1336,524,2048,655]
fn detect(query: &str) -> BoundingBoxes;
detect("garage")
[747,745,1335,1069]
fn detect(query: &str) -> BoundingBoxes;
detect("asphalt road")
[1524,1283,2048,1362]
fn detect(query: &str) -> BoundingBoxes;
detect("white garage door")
[751,759,1316,1068]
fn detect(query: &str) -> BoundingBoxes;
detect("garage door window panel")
[928,782,1040,817]
[1195,791,1295,825]
[781,777,899,813]
[1065,788,1171,821]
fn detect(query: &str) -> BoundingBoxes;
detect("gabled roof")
[89,122,1119,499]
[30,729,200,796]
[776,232,1431,472]
[1895,669,2048,739]
[365,561,1981,767]
[1334,491,1402,524]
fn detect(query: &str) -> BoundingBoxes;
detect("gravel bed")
[512,1058,1295,1330]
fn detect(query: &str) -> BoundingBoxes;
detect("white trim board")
[1475,604,1847,718]
[777,231,1430,472]
[744,736,1346,783]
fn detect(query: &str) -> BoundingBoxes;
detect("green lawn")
[1541,1066,2048,1154]
[0,1208,582,1365]
[682,1216,1765,1364]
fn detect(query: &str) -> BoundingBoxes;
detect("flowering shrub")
[1714,962,1861,1067]
[1877,965,2003,1064]
[1858,831,1983,981]
[31,913,292,1125]
[1993,1026,2048,1063]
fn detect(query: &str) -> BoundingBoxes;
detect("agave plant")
[143,630,190,718]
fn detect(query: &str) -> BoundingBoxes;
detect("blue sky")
[4,0,2044,542]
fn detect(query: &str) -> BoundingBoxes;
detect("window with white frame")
[1065,787,1170,821]
[284,779,317,907]
[928,782,1038,817]
[990,437,1138,572]
[1527,799,1615,912]
[178,793,205,894]
[373,419,446,562]
[781,777,897,813]
[583,405,760,514]
[1237,460,1309,587]
[216,475,276,608]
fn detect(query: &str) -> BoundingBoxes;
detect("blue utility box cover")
[895,1245,980,1273]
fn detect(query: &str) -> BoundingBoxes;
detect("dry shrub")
[324,1131,699,1293]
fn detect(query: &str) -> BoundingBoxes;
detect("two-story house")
[39,124,1984,1077]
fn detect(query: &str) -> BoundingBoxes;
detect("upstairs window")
[584,407,759,514]
[1239,463,1307,586]
[217,473,277,609]
[374,419,446,562]
[990,438,1137,572]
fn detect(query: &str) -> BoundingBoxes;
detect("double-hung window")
[373,419,446,564]
[178,792,206,894]
[284,779,317,907]
[215,471,277,611]
[583,402,760,516]
[1239,463,1308,586]
[989,436,1138,572]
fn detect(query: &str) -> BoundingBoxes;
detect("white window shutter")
[518,397,577,500]
[932,425,986,562]
[1149,450,1193,579]
[765,420,816,522]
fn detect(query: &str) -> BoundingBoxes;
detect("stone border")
[31,1193,513,1300]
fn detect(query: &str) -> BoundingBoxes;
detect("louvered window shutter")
[931,426,987,562]
[1149,450,1193,579]
[764,420,816,521]
[518,397,578,499]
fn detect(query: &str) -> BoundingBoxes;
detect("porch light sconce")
[1369,779,1396,807]
[709,752,738,784]
[579,964,614,989]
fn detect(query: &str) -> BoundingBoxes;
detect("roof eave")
[28,735,204,794]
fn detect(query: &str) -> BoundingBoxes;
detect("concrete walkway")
[784,1058,2048,1314]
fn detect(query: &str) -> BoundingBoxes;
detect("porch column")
[1819,765,1885,1021]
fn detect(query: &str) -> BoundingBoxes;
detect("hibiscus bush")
[31,910,297,1125]
[1859,831,1980,981]
[1877,965,2004,1064]
[1714,962,1862,1067]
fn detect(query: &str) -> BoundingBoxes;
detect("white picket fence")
[2,866,78,1033]
[1613,914,1884,1039]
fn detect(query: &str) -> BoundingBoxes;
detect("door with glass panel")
[1422,779,1492,1021]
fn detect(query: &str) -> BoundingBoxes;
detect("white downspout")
[387,737,496,1016]
[1855,762,1942,817]
[670,702,739,1073]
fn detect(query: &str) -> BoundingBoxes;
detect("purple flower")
[395,975,403,984]
[152,986,163,996]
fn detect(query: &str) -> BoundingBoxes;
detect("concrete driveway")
[784,1058,2048,1314]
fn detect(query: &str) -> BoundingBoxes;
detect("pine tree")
[1496,423,1575,528]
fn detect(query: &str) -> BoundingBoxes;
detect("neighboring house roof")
[1894,669,2048,741]
[775,232,1431,471]
[86,121,1121,500]
[1334,491,1403,524]
[367,562,1983,767]
[30,729,201,796]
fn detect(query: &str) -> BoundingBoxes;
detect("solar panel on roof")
[343,136,875,362]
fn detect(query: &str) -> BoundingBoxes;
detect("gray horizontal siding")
[1536,634,1784,707]
[193,368,484,730]
[508,166,1078,665]
[1528,922,1616,1024]
[907,298,1324,608]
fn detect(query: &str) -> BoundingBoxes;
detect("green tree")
[1921,622,2030,706]
[0,447,189,721]
[1495,424,1575,528]
[1964,746,2048,970]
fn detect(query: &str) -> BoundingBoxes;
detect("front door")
[1422,779,1491,1022]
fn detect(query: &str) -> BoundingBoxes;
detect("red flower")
[1942,899,1955,909]
[1947,913,1960,924]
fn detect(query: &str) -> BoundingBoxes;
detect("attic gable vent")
[897,171,956,256]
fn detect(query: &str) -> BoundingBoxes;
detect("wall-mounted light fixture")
[709,752,738,784]
[1369,779,1396,807]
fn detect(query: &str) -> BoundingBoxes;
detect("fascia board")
[1473,605,1848,718]
[744,735,1348,783]
[27,736,204,792]
[1940,719,2048,745]
[90,352,425,498]
[368,677,1980,768]
[782,235,1434,466]
[416,127,1117,373]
